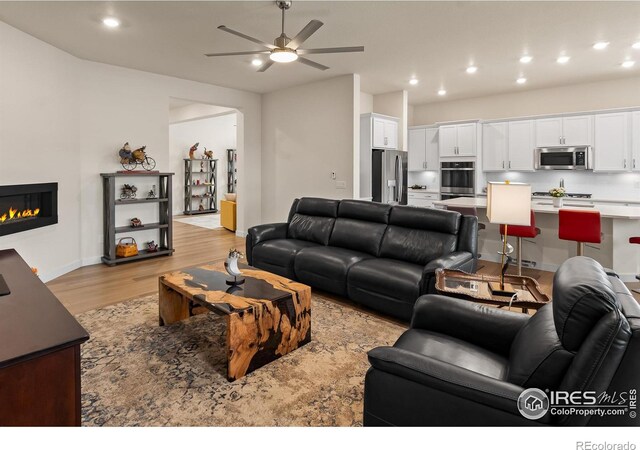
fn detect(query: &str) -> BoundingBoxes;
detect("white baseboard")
[235,230,247,238]
[40,260,82,283]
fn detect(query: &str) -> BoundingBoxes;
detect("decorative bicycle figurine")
[118,142,156,171]
[120,184,138,200]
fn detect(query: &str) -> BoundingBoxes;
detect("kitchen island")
[435,196,640,281]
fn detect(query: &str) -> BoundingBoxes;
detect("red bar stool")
[629,237,640,294]
[499,210,540,276]
[558,209,601,257]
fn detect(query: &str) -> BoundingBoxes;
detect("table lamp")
[486,181,532,296]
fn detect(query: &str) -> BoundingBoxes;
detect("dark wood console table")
[0,249,89,426]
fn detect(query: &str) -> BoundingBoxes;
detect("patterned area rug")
[175,214,222,230]
[77,293,405,426]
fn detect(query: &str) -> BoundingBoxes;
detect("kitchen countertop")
[435,196,640,219]
[408,188,439,194]
[475,193,640,205]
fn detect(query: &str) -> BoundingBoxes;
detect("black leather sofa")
[364,257,640,426]
[246,197,478,321]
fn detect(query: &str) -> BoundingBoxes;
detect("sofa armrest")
[367,346,525,417]
[245,222,288,265]
[420,251,474,294]
[410,294,530,355]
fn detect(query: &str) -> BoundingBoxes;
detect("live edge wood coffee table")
[158,263,311,381]
[435,268,550,312]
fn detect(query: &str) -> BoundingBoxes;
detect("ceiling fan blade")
[297,46,365,55]
[286,20,323,50]
[257,60,275,73]
[205,50,271,57]
[297,56,329,71]
[217,25,276,49]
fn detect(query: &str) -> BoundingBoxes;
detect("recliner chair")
[364,256,640,426]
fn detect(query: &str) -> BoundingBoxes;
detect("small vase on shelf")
[553,197,563,208]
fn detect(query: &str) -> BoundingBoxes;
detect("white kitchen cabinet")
[372,116,399,150]
[408,128,426,171]
[408,192,439,208]
[482,122,508,171]
[408,127,438,170]
[632,111,640,171]
[535,115,593,147]
[508,120,536,171]
[439,123,477,157]
[594,112,631,172]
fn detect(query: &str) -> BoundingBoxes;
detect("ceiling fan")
[205,0,364,72]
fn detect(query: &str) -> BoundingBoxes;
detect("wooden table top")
[159,263,310,315]
[0,249,89,369]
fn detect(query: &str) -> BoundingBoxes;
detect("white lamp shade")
[486,182,532,226]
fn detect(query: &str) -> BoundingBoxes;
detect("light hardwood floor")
[48,219,637,315]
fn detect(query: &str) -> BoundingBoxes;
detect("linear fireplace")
[0,183,58,237]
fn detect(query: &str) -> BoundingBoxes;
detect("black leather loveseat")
[364,257,640,426]
[246,197,478,321]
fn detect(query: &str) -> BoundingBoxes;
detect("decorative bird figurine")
[189,142,199,159]
[203,148,213,159]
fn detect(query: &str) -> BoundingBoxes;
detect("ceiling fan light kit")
[205,0,364,72]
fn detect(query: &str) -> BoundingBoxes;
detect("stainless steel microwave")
[534,146,593,170]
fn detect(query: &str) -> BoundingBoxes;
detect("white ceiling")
[2,1,640,105]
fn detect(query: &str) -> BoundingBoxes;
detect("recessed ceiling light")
[251,58,263,66]
[438,89,447,96]
[519,55,533,63]
[516,77,527,84]
[622,60,636,68]
[466,66,478,74]
[102,17,120,28]
[593,41,610,50]
[409,78,419,85]
[557,55,571,64]
[633,42,640,49]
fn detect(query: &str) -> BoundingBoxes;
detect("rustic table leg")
[158,279,191,326]
[226,288,312,381]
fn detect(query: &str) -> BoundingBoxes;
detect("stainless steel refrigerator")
[372,149,407,205]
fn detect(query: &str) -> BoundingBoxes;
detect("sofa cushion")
[390,205,461,233]
[294,246,374,296]
[380,226,458,266]
[552,257,618,352]
[252,239,319,279]
[395,329,509,380]
[329,219,387,256]
[338,200,391,223]
[507,304,574,390]
[348,258,423,304]
[296,197,340,217]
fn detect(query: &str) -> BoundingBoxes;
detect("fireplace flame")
[0,207,40,223]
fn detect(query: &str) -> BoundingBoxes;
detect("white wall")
[0,21,82,281]
[261,75,358,223]
[360,92,373,114]
[0,21,261,281]
[412,76,640,125]
[169,103,234,123]
[169,113,237,213]
[373,90,408,150]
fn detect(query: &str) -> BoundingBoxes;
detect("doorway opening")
[169,98,238,233]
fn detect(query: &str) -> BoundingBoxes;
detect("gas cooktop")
[532,191,592,199]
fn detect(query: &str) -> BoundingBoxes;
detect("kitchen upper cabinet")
[439,123,477,157]
[594,112,630,172]
[535,115,593,147]
[508,120,535,171]
[372,116,399,150]
[408,128,427,171]
[409,127,439,170]
[482,122,507,171]
[632,111,640,171]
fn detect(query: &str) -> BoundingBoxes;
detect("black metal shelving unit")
[226,149,237,194]
[184,158,218,215]
[101,172,174,266]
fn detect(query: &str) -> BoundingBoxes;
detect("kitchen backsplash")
[408,171,438,189]
[483,171,640,199]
